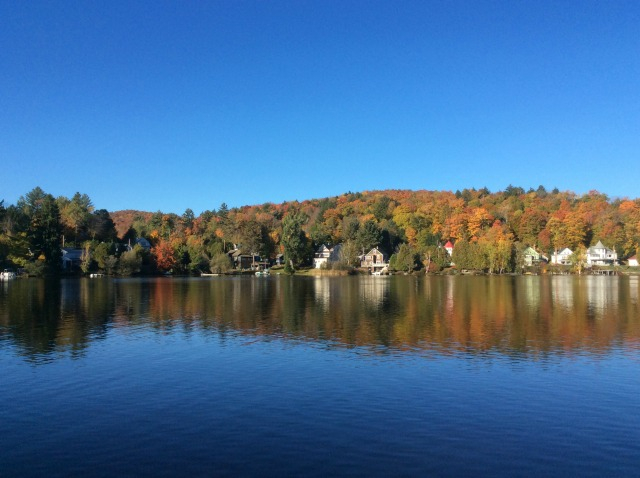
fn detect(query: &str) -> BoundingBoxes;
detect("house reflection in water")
[585,276,619,314]
[551,276,575,310]
[358,276,389,307]
[630,277,639,305]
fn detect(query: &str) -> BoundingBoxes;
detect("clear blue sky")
[1,1,638,214]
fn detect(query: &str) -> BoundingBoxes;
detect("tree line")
[1,185,639,276]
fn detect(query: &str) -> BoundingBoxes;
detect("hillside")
[110,210,153,239]
[110,186,640,262]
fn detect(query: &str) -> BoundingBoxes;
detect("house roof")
[61,248,83,260]
[135,237,151,248]
[629,255,637,261]
[444,241,454,248]
[593,240,605,249]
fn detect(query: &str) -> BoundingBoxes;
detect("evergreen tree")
[357,220,382,252]
[20,189,62,273]
[281,211,308,271]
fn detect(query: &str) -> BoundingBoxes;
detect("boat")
[255,269,270,276]
[0,269,16,280]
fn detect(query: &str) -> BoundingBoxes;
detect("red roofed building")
[444,241,454,257]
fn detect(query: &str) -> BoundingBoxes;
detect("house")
[523,247,548,266]
[228,249,261,270]
[444,241,454,257]
[62,248,84,271]
[313,244,343,269]
[360,247,389,272]
[627,255,638,267]
[551,248,573,265]
[134,237,152,250]
[586,241,617,266]
[313,244,331,268]
[121,237,151,253]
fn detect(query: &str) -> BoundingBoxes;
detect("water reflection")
[1,276,639,363]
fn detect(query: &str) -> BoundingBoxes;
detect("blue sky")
[1,1,638,214]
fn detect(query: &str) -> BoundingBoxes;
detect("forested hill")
[110,210,153,239]
[109,186,640,261]
[2,186,640,275]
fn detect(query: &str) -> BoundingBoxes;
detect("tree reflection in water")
[1,275,639,363]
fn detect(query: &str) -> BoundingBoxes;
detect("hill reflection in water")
[1,275,639,362]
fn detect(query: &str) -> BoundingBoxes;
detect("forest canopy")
[1,186,639,275]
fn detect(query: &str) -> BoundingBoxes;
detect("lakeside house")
[134,237,152,250]
[444,240,454,257]
[551,248,573,265]
[523,247,548,266]
[586,241,618,266]
[628,255,638,267]
[360,247,389,273]
[313,244,342,268]
[228,248,261,270]
[116,237,152,254]
[62,248,84,271]
[443,240,455,266]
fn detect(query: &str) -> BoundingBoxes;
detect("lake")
[1,275,639,477]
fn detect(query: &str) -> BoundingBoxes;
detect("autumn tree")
[152,239,176,272]
[569,244,587,275]
[58,192,93,246]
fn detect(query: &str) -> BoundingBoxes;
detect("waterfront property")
[313,244,342,269]
[228,248,262,270]
[444,240,454,257]
[523,246,548,266]
[61,248,84,271]
[0,269,16,280]
[551,247,573,265]
[360,247,389,272]
[586,240,618,266]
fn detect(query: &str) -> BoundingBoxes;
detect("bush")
[119,249,142,276]
[24,260,46,277]
[209,253,232,274]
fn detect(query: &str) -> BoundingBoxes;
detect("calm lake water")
[1,275,639,477]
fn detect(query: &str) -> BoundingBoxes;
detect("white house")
[628,255,638,267]
[444,240,454,257]
[313,244,331,268]
[551,248,573,265]
[586,241,618,266]
[313,244,342,269]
